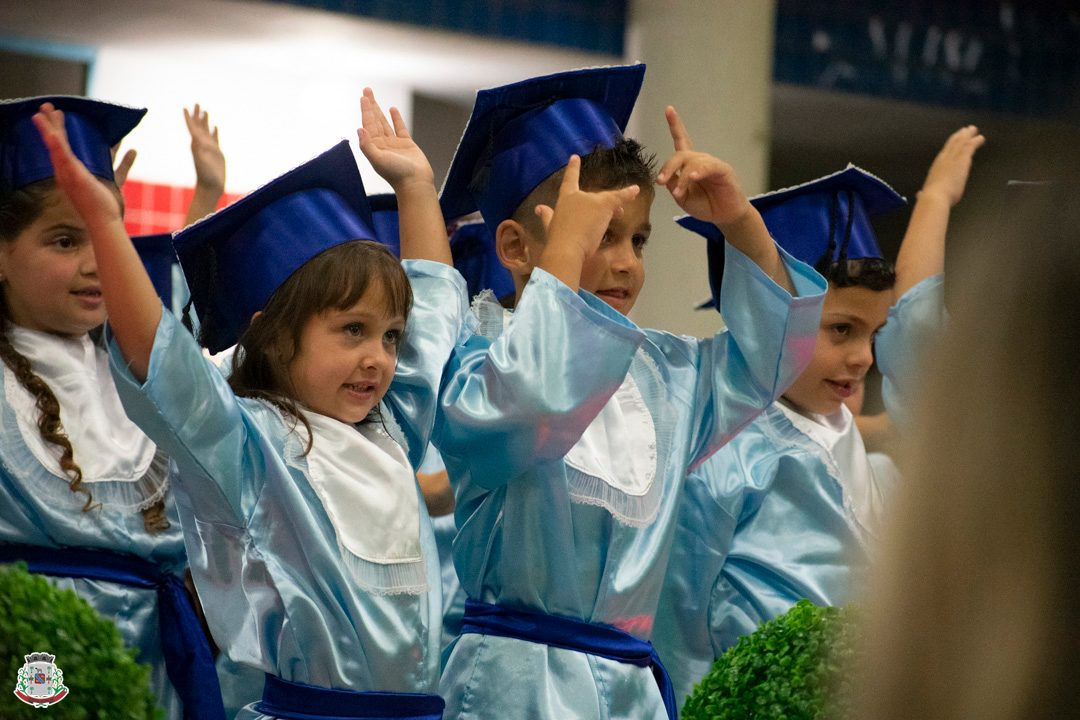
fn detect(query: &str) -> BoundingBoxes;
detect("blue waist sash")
[0,543,225,720]
[460,599,678,719]
[255,674,445,719]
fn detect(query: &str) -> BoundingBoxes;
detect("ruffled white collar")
[475,295,662,527]
[4,325,156,484]
[776,400,883,533]
[298,410,427,595]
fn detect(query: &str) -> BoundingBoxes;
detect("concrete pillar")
[626,0,777,336]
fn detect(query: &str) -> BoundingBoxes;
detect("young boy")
[655,127,984,705]
[432,64,826,719]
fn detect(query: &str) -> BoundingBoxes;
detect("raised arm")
[357,88,451,265]
[894,125,985,299]
[183,103,227,226]
[33,104,161,380]
[657,106,794,294]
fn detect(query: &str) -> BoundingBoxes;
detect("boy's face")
[782,284,892,417]
[577,188,652,315]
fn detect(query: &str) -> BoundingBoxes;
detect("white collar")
[564,364,659,526]
[776,400,884,533]
[4,325,156,484]
[297,410,427,595]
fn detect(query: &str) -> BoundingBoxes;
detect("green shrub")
[681,599,860,720]
[0,562,163,719]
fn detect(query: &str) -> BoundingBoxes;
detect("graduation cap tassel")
[180,296,196,336]
[815,192,842,275]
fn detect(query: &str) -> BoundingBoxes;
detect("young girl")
[33,91,469,720]
[0,96,221,720]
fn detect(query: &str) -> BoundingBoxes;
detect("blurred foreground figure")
[850,180,1080,720]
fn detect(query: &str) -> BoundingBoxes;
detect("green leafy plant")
[681,599,860,720]
[0,562,163,719]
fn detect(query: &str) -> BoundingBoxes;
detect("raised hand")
[33,104,123,230]
[357,87,434,192]
[111,145,137,187]
[535,154,640,260]
[184,103,226,194]
[919,125,985,207]
[656,106,751,230]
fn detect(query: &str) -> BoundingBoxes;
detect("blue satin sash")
[0,543,225,720]
[255,674,445,719]
[460,599,678,719]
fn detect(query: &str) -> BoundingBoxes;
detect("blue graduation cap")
[449,218,515,301]
[132,233,181,311]
[172,140,376,353]
[440,64,645,232]
[678,165,905,309]
[0,95,146,190]
[368,192,402,257]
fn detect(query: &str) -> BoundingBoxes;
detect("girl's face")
[286,280,405,424]
[782,284,892,417]
[0,191,106,335]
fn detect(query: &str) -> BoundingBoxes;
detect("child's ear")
[495,219,537,275]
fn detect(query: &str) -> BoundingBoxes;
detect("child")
[433,65,826,719]
[33,90,468,719]
[0,95,222,720]
[655,127,985,704]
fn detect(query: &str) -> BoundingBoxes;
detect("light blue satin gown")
[654,274,944,704]
[108,261,469,719]
[0,331,186,720]
[434,243,826,719]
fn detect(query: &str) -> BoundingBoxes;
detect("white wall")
[90,44,411,195]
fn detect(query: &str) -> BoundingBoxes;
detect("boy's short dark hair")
[510,138,657,229]
[818,257,896,291]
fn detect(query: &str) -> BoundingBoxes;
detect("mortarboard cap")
[368,192,402,257]
[0,95,145,190]
[132,232,180,310]
[679,164,905,309]
[440,64,645,233]
[449,218,515,301]
[172,140,376,353]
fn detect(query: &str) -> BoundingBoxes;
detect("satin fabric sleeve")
[876,273,946,431]
[655,456,745,703]
[435,267,646,490]
[651,242,826,472]
[107,310,253,525]
[384,260,472,469]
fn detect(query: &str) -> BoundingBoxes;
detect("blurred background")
[3,0,1078,350]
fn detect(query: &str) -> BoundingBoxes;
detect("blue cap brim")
[173,141,376,353]
[0,95,145,189]
[440,64,645,229]
[677,165,906,311]
[368,192,402,258]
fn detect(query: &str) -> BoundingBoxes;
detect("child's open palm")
[534,155,640,259]
[657,106,751,229]
[32,104,123,232]
[920,125,985,207]
[357,88,433,191]
[184,103,226,193]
